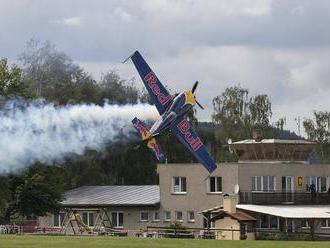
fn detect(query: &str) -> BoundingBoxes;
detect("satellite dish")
[234,184,240,194]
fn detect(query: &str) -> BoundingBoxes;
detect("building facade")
[39,139,330,238]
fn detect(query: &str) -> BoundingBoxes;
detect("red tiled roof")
[212,210,256,222]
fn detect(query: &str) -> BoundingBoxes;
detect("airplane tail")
[132,117,166,163]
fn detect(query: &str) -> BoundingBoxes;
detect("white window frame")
[252,176,276,192]
[208,176,222,193]
[187,211,195,223]
[153,211,160,222]
[172,177,187,194]
[300,219,310,229]
[140,212,149,222]
[111,212,124,228]
[164,211,171,222]
[258,215,279,229]
[176,211,183,222]
[203,214,215,229]
[321,219,330,228]
[53,212,65,227]
[82,212,94,227]
[306,176,327,192]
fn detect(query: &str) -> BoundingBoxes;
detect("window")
[82,212,94,226]
[164,211,171,222]
[252,176,276,192]
[306,176,327,192]
[173,177,187,193]
[209,177,222,193]
[140,212,149,222]
[300,219,310,228]
[53,213,65,227]
[112,212,124,228]
[203,215,215,229]
[259,215,279,229]
[176,211,183,222]
[321,219,330,228]
[153,212,160,222]
[187,211,195,223]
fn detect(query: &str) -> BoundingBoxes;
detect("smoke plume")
[0,100,158,172]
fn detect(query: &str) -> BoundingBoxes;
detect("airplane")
[124,51,217,173]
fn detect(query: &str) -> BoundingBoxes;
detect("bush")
[257,231,312,241]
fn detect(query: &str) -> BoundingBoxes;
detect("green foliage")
[19,39,97,104]
[212,85,272,141]
[0,58,32,99]
[303,111,330,162]
[211,85,274,161]
[99,72,140,104]
[257,232,312,241]
[2,164,65,221]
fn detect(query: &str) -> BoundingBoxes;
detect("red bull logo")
[147,138,163,160]
[144,72,171,106]
[133,122,150,140]
[177,119,202,151]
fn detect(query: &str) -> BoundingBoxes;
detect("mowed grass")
[0,235,329,248]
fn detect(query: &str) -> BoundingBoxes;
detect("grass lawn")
[0,235,329,248]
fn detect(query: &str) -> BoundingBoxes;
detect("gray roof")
[61,185,160,207]
[232,139,315,145]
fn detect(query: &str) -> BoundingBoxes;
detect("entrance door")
[282,176,294,202]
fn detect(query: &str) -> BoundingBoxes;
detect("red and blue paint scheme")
[126,51,217,173]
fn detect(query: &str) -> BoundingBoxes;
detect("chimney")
[223,194,237,213]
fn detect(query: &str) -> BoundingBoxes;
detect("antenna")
[234,184,240,194]
[295,116,301,136]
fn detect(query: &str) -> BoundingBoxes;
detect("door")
[282,176,294,202]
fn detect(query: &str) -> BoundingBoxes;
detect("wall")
[214,217,240,240]
[38,206,162,236]
[157,163,238,228]
[237,162,330,192]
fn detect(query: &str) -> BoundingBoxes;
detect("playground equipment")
[60,208,112,235]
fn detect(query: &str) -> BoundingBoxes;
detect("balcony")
[239,192,330,205]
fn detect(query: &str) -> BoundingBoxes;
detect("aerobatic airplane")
[125,51,217,173]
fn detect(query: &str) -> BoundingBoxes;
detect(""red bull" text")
[144,72,171,106]
[177,119,202,151]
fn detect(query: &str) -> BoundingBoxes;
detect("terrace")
[239,191,330,205]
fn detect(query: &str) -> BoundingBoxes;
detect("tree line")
[0,39,328,223]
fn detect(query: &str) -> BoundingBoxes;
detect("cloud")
[113,8,133,23]
[57,16,82,26]
[0,0,330,135]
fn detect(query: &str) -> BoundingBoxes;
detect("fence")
[146,226,243,240]
[0,225,22,234]
[239,192,330,205]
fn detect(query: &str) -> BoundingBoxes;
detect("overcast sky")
[1,0,330,135]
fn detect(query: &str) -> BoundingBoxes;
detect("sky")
[1,0,330,135]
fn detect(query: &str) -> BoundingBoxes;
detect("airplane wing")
[127,51,172,115]
[170,116,217,173]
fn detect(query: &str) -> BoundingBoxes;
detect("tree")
[303,111,330,161]
[212,85,273,141]
[0,58,31,98]
[10,164,65,219]
[19,39,96,104]
[99,71,140,104]
[247,94,272,130]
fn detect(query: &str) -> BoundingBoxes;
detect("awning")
[237,204,330,219]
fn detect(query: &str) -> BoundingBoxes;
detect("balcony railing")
[239,191,330,205]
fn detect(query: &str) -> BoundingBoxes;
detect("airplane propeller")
[191,81,204,110]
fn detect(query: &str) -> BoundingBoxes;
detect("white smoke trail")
[0,100,158,172]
